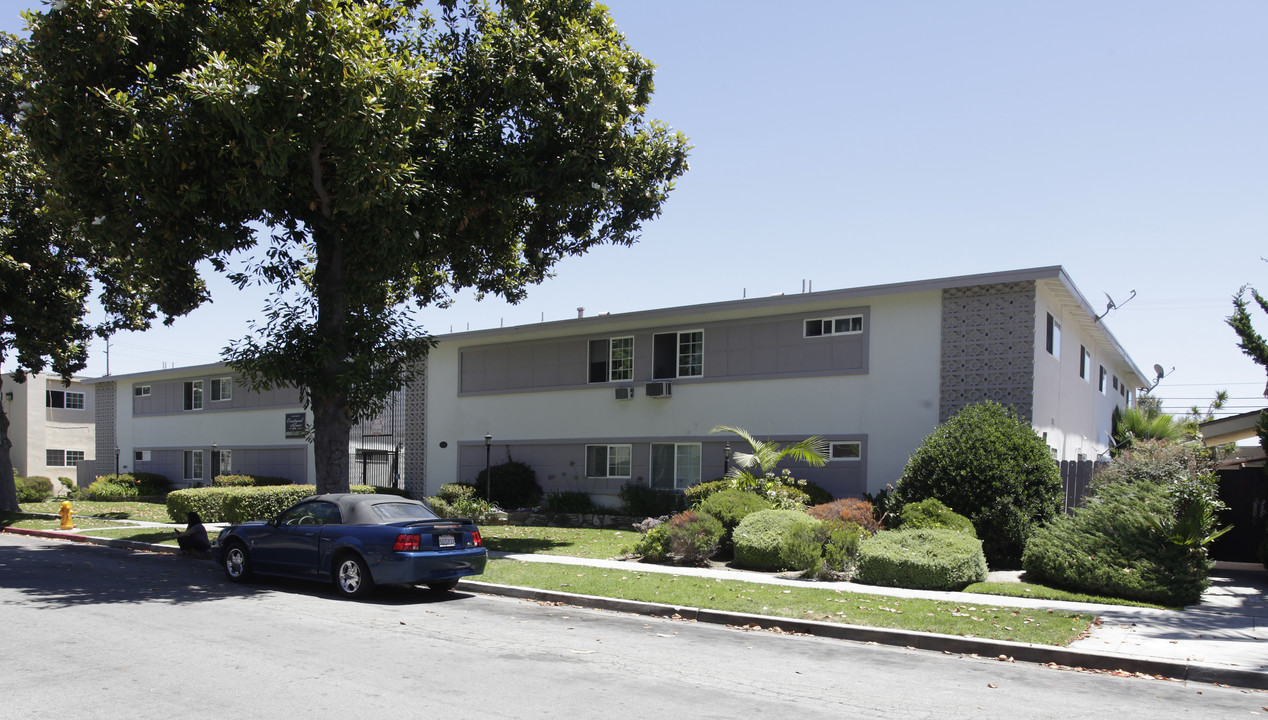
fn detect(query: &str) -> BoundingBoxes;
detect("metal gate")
[352,390,403,490]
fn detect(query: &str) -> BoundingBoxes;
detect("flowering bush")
[631,510,724,565]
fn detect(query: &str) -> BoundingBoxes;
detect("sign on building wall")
[285,413,307,439]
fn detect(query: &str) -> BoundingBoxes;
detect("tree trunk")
[0,374,19,511]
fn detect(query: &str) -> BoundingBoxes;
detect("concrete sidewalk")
[5,523,1265,689]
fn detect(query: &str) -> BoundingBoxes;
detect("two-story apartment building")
[0,373,95,482]
[420,266,1146,504]
[89,364,316,487]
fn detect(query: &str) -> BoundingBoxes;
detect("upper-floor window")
[134,385,151,397]
[804,315,863,337]
[1045,313,1061,358]
[1098,366,1107,394]
[46,390,84,410]
[1079,346,1091,380]
[829,441,861,461]
[588,337,633,383]
[653,330,703,380]
[184,380,203,411]
[211,377,233,402]
[585,444,632,478]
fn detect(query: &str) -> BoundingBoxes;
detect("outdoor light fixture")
[723,442,732,477]
[114,447,120,477]
[484,433,493,502]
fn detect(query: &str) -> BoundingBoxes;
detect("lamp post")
[114,447,119,478]
[212,442,218,479]
[723,442,732,478]
[484,433,493,502]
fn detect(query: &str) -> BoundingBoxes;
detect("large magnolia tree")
[22,0,690,493]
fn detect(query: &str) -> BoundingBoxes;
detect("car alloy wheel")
[335,555,374,599]
[223,542,252,582]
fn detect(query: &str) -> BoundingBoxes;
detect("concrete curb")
[461,580,1268,691]
[6,526,1264,690]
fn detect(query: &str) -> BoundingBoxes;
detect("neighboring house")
[0,372,95,483]
[421,266,1146,505]
[89,364,316,488]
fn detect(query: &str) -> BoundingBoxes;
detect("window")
[652,330,703,380]
[585,444,632,478]
[588,337,633,383]
[134,385,151,397]
[183,450,204,480]
[1112,375,1119,391]
[213,449,232,476]
[135,450,151,462]
[66,450,85,465]
[650,443,701,490]
[829,441,861,461]
[1098,366,1107,394]
[184,380,203,411]
[804,315,863,337]
[47,449,84,466]
[46,390,85,410]
[1045,313,1061,358]
[210,377,233,402]
[1079,346,1091,380]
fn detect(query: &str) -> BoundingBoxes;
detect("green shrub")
[855,528,988,590]
[542,490,599,513]
[424,493,496,522]
[57,477,74,490]
[698,489,773,531]
[800,480,833,506]
[1021,442,1223,606]
[895,401,1061,568]
[806,498,881,534]
[898,498,976,536]
[862,485,901,527]
[682,479,728,506]
[473,460,542,510]
[632,510,724,565]
[166,485,375,523]
[212,475,255,488]
[437,483,477,503]
[619,481,684,517]
[732,509,822,571]
[16,476,53,502]
[780,520,868,579]
[89,475,138,500]
[822,521,867,576]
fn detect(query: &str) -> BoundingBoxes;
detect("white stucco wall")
[424,289,944,496]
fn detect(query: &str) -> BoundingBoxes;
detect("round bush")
[16,476,53,503]
[632,510,725,565]
[855,528,988,590]
[732,509,822,571]
[698,489,773,532]
[898,498,976,536]
[896,401,1061,568]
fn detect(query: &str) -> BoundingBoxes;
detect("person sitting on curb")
[174,511,211,556]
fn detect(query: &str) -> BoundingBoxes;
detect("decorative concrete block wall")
[940,282,1036,423]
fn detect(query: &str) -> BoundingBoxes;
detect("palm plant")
[1112,407,1183,451]
[709,425,829,487]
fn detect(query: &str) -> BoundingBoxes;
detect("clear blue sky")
[3,1,1265,418]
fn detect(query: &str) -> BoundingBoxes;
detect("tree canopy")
[21,0,690,492]
[1229,284,1268,397]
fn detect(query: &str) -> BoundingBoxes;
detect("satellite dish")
[1153,364,1165,379]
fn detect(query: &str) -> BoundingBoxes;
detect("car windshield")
[370,502,438,522]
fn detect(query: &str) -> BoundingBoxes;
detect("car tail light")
[392,534,422,552]
[472,531,483,547]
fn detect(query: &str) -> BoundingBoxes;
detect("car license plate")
[438,534,456,548]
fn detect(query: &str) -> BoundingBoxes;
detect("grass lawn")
[963,581,1175,611]
[0,512,139,531]
[480,559,1095,647]
[21,500,173,523]
[79,527,181,546]
[481,525,633,559]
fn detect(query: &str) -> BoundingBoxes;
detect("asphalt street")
[1,534,1263,719]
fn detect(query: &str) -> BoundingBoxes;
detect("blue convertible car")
[213,493,487,599]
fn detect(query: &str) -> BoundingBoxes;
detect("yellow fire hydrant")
[58,501,75,530]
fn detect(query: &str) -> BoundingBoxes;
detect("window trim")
[828,441,862,461]
[210,377,233,402]
[649,442,702,490]
[804,314,864,338]
[184,380,203,411]
[584,444,632,479]
[183,450,204,480]
[46,390,85,410]
[652,330,704,380]
[1045,313,1061,359]
[134,385,151,397]
[587,337,634,384]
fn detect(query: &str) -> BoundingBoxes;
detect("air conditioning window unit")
[645,381,672,398]
[614,387,635,400]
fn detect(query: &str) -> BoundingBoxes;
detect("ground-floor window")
[585,444,632,479]
[828,441,861,460]
[184,450,204,480]
[650,443,701,490]
[46,449,84,466]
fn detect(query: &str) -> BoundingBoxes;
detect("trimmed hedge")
[855,528,988,590]
[898,498,977,537]
[212,474,294,487]
[16,476,53,503]
[732,509,822,571]
[166,485,376,523]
